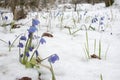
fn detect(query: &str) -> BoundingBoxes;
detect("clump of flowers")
[18,18,59,80]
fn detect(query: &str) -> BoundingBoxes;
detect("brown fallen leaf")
[90,54,101,59]
[42,32,53,37]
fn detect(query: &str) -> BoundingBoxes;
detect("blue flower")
[28,32,32,38]
[32,19,40,26]
[26,52,30,57]
[8,41,11,46]
[20,36,26,41]
[17,42,24,48]
[29,47,34,51]
[28,26,37,33]
[48,54,59,63]
[5,16,8,20]
[92,17,98,23]
[100,17,104,20]
[35,50,39,57]
[40,37,46,44]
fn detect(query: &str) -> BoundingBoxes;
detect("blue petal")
[100,22,104,25]
[8,41,11,46]
[28,26,37,33]
[100,17,104,20]
[35,50,39,57]
[28,33,32,38]
[5,16,8,20]
[20,36,26,41]
[92,17,98,23]
[29,47,34,51]
[26,52,30,57]
[40,38,46,44]
[48,54,59,63]
[17,42,24,48]
[32,19,40,26]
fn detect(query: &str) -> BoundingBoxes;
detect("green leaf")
[25,62,34,68]
[89,26,95,30]
[100,74,103,80]
[25,58,37,68]
[30,58,37,65]
[99,40,101,59]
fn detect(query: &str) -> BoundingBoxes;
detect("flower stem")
[9,33,23,52]
[29,42,40,61]
[22,37,30,64]
[50,63,56,80]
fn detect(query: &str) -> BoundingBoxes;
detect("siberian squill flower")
[48,54,59,63]
[5,16,8,20]
[29,47,34,51]
[99,22,104,25]
[40,37,46,44]
[92,17,98,23]
[32,19,40,26]
[8,41,11,46]
[20,36,26,41]
[17,42,24,48]
[35,50,39,57]
[28,26,37,33]
[26,52,30,57]
[100,17,104,20]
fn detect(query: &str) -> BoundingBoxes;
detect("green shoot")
[100,74,103,80]
[71,28,81,35]
[50,63,56,80]
[0,39,8,44]
[77,10,80,23]
[98,40,101,59]
[84,31,90,59]
[85,43,90,59]
[72,17,76,28]
[88,26,95,31]
[83,47,89,61]
[60,12,64,30]
[94,39,96,54]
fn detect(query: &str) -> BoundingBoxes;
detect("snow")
[0,1,120,80]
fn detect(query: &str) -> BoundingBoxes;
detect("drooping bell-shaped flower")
[32,19,40,26]
[17,42,24,48]
[28,26,37,33]
[29,47,34,51]
[20,36,26,41]
[35,50,39,57]
[40,37,46,44]
[8,41,11,46]
[48,54,59,63]
[26,52,30,57]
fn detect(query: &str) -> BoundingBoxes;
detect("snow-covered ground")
[0,1,120,80]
